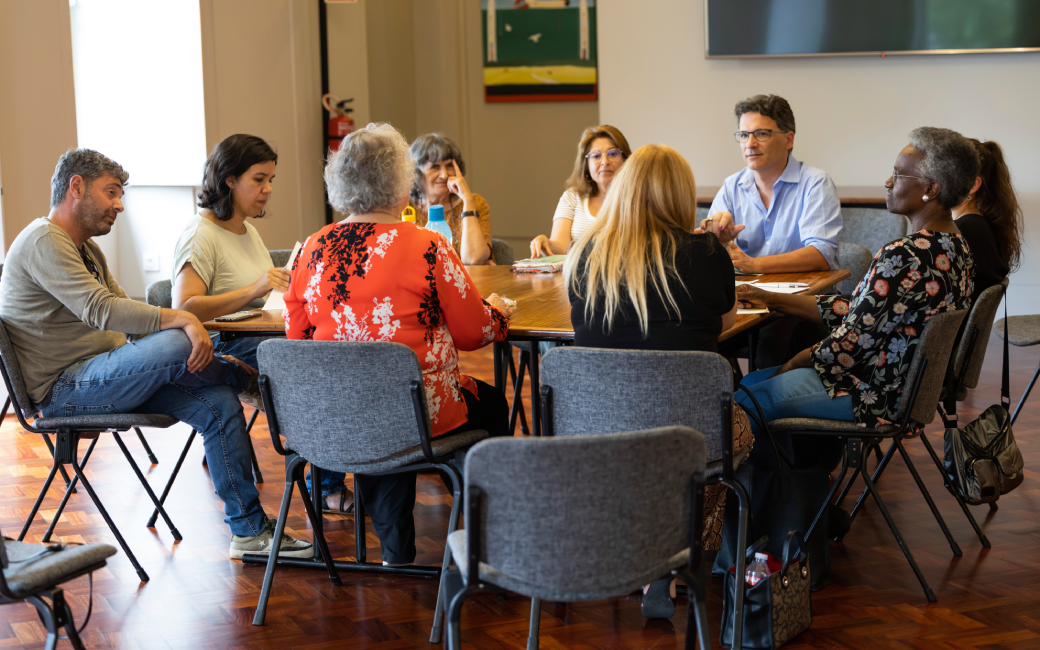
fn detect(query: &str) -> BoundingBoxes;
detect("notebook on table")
[513,255,566,274]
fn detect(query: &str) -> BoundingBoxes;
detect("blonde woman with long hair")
[566,144,737,351]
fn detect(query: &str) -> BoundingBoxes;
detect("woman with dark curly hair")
[172,134,287,337]
[952,138,1023,302]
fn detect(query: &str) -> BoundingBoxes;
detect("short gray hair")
[324,123,413,215]
[50,148,129,207]
[409,133,465,203]
[907,127,980,209]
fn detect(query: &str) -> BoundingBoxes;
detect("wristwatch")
[461,210,479,218]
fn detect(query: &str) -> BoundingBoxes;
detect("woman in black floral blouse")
[732,127,979,514]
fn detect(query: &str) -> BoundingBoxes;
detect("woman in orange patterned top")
[285,123,515,565]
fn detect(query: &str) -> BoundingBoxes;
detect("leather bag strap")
[1002,286,1010,410]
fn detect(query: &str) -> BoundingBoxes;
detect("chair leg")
[112,433,182,541]
[919,432,990,548]
[71,451,150,582]
[528,342,542,436]
[294,472,342,586]
[808,450,848,542]
[681,570,711,650]
[894,438,962,557]
[844,440,898,536]
[26,594,60,650]
[253,454,307,626]
[1,395,9,419]
[245,409,264,483]
[148,430,197,528]
[354,473,367,564]
[444,570,473,650]
[430,461,465,643]
[527,597,542,650]
[859,447,936,602]
[40,434,75,493]
[1010,360,1040,425]
[42,437,100,543]
[54,588,86,650]
[721,477,749,650]
[134,426,159,465]
[19,462,61,541]
[508,349,530,436]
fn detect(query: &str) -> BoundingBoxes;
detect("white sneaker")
[229,520,313,559]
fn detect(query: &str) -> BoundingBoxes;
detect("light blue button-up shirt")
[709,155,842,269]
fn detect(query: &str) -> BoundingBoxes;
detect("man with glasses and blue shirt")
[697,94,842,367]
[0,148,312,560]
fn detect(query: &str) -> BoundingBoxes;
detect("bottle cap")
[401,206,416,223]
[754,552,769,562]
[428,204,446,221]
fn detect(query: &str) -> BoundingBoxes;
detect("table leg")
[529,341,541,437]
[747,329,758,373]
[493,342,507,393]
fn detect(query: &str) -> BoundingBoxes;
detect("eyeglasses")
[890,173,928,183]
[586,148,623,163]
[80,248,102,285]
[733,129,789,143]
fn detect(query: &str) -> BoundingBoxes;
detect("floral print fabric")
[812,230,974,427]
[285,221,509,435]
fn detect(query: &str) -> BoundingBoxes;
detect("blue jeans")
[40,330,267,537]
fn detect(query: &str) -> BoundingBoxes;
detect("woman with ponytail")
[952,139,1024,301]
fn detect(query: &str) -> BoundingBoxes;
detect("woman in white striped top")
[529,125,632,258]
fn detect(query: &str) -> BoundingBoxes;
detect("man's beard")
[75,195,115,237]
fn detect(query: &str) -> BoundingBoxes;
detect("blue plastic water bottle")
[425,204,454,247]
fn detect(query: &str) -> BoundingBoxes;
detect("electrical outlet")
[143,251,160,272]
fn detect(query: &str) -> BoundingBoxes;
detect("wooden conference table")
[205,265,850,436]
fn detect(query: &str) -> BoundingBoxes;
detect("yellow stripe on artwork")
[483,65,597,86]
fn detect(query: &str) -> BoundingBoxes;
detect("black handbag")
[721,531,813,649]
[943,298,1026,505]
[730,389,831,591]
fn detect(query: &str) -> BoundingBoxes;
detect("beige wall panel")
[200,0,325,249]
[365,0,417,139]
[327,1,371,127]
[0,0,78,253]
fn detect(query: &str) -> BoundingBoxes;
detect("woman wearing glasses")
[529,125,632,258]
[409,133,494,265]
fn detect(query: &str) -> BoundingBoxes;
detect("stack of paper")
[262,240,304,310]
[752,282,810,294]
[513,255,566,274]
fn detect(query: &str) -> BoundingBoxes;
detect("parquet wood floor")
[0,335,1037,649]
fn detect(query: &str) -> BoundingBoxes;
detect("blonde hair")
[565,125,633,199]
[564,144,702,337]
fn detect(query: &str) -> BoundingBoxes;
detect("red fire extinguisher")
[322,93,354,152]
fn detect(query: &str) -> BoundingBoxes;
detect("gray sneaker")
[229,520,313,559]
[238,374,263,411]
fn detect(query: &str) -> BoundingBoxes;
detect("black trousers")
[354,378,510,564]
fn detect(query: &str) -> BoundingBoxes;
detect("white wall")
[598,0,1040,315]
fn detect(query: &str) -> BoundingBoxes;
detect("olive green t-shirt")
[171,216,273,310]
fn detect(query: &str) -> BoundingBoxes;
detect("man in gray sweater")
[0,149,311,560]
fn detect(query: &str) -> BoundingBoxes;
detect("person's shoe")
[229,520,313,559]
[321,488,355,515]
[238,374,263,410]
[641,578,676,619]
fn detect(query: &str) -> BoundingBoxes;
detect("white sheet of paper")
[261,240,304,311]
[753,285,807,294]
[737,308,770,315]
[735,280,758,286]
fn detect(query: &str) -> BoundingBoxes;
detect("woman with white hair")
[284,123,515,566]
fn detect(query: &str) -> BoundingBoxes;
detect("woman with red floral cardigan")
[285,123,514,565]
[729,127,978,530]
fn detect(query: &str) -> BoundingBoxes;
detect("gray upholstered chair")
[0,531,117,650]
[837,241,873,295]
[491,238,515,266]
[838,207,909,258]
[539,347,749,649]
[268,249,294,269]
[0,318,180,583]
[251,340,489,634]
[768,308,967,603]
[441,427,711,650]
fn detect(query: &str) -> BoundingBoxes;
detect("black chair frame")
[250,375,465,633]
[442,477,711,650]
[540,385,749,650]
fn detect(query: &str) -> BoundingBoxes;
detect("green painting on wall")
[482,0,597,103]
